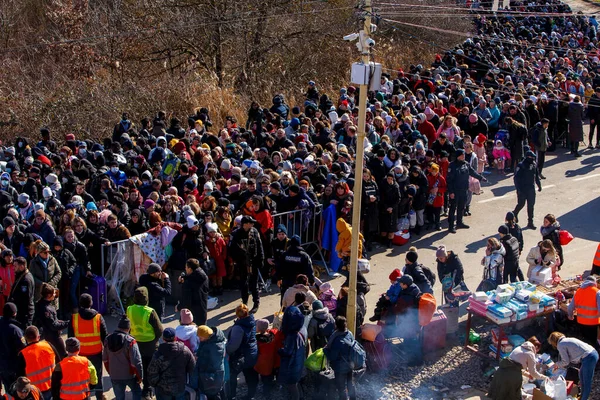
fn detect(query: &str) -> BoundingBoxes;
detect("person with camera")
[228,216,264,315]
[177,258,209,326]
[139,263,171,322]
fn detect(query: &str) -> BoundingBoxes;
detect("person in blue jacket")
[324,316,357,400]
[277,306,306,400]
[190,325,226,400]
[226,304,258,400]
[106,160,127,187]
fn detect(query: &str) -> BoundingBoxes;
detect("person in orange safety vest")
[68,294,107,400]
[16,326,61,400]
[592,243,600,276]
[569,275,600,350]
[51,338,97,400]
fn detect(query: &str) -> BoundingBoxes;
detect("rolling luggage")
[363,332,390,372]
[83,275,107,315]
[421,309,446,353]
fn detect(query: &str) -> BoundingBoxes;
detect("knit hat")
[53,236,63,248]
[45,174,58,184]
[221,159,232,171]
[118,317,131,330]
[255,319,269,333]
[399,275,414,286]
[320,282,333,294]
[430,163,440,173]
[498,225,509,235]
[147,263,161,274]
[86,202,98,211]
[312,300,324,311]
[197,325,214,339]
[204,181,214,191]
[180,309,194,325]
[455,148,465,157]
[65,337,81,353]
[276,224,287,235]
[389,268,402,282]
[163,327,176,341]
[406,186,417,197]
[34,203,45,212]
[42,187,53,199]
[18,193,29,205]
[4,146,15,156]
[469,114,478,123]
[143,199,155,209]
[187,215,199,229]
[505,211,515,221]
[586,275,597,283]
[206,222,218,233]
[436,245,448,259]
[406,250,418,263]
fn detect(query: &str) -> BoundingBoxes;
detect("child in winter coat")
[176,309,200,354]
[492,140,511,173]
[204,222,227,295]
[474,133,488,174]
[369,269,403,322]
[317,282,337,317]
[254,319,283,397]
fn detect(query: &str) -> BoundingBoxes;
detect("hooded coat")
[540,221,564,266]
[335,218,363,259]
[180,267,209,326]
[190,327,226,396]
[278,306,307,385]
[29,254,62,302]
[307,308,336,352]
[139,273,171,321]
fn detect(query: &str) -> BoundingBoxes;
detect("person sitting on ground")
[370,269,404,322]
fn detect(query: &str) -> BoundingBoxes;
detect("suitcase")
[363,332,390,372]
[83,275,107,315]
[421,310,446,353]
[441,304,459,334]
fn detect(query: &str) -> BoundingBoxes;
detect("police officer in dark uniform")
[446,149,486,233]
[268,224,289,277]
[512,150,542,230]
[274,235,315,304]
[0,302,27,392]
[229,216,264,314]
[8,257,35,328]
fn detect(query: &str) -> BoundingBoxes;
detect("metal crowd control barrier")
[270,204,332,277]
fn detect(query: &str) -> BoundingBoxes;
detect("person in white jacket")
[477,238,505,290]
[509,338,546,381]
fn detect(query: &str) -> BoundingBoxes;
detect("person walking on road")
[17,326,61,400]
[178,258,209,326]
[446,149,486,234]
[103,317,143,400]
[512,151,542,230]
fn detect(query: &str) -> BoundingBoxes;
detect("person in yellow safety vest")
[51,338,97,400]
[592,243,600,276]
[126,287,163,399]
[68,294,108,400]
[16,326,61,400]
[3,376,43,400]
[569,275,600,350]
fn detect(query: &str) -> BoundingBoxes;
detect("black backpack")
[421,265,436,288]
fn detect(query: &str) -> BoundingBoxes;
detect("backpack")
[348,339,366,370]
[316,317,335,343]
[162,153,181,179]
[421,266,436,288]
[418,293,437,326]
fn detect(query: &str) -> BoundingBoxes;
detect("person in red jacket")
[204,223,227,296]
[417,114,437,146]
[426,164,447,231]
[253,319,283,397]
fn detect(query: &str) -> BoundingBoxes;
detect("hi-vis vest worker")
[52,338,98,400]
[592,243,600,275]
[19,336,57,392]
[126,305,155,343]
[569,276,600,326]
[72,314,102,356]
[3,377,42,400]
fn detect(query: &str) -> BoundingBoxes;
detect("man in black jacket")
[498,225,522,283]
[229,217,264,314]
[403,250,433,294]
[587,87,600,149]
[274,235,315,303]
[0,303,26,392]
[178,258,209,325]
[512,151,542,230]
[139,263,171,321]
[8,257,35,328]
[446,149,486,233]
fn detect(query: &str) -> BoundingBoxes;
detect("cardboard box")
[532,388,552,400]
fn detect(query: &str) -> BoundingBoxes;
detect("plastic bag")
[559,230,574,246]
[273,308,284,330]
[397,217,410,231]
[305,348,327,372]
[408,210,417,228]
[553,376,567,400]
[358,259,370,274]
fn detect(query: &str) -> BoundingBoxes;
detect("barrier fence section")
[101,204,332,313]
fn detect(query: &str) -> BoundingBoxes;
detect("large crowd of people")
[1,0,600,399]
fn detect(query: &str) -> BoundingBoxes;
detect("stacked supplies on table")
[468,292,492,315]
